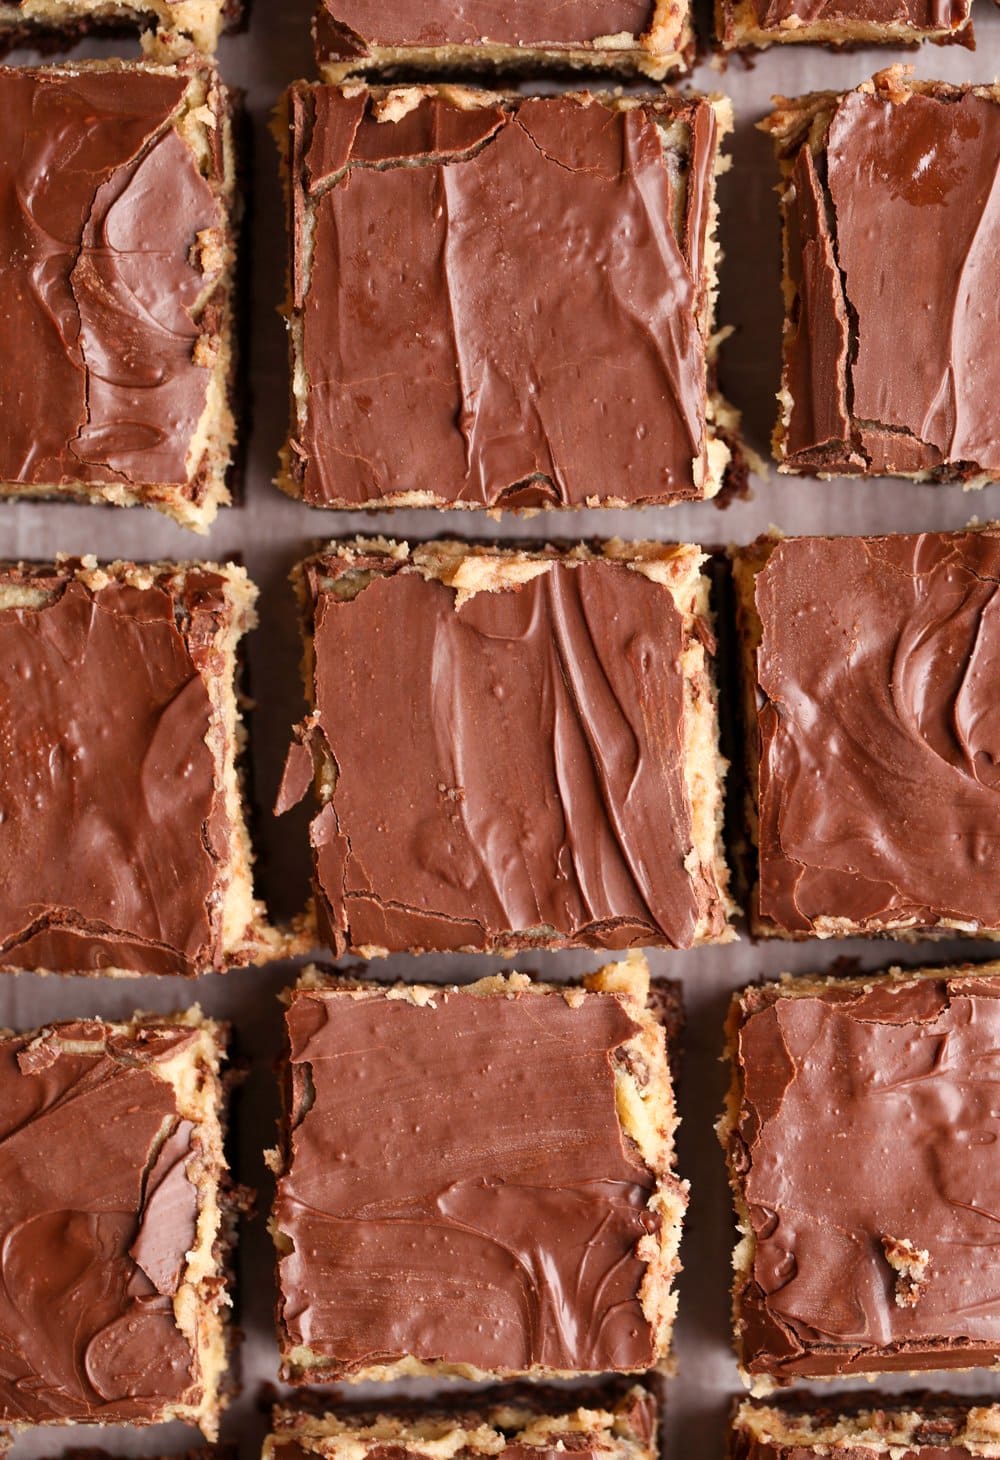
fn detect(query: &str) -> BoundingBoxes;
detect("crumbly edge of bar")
[717,0,968,49]
[719,960,1000,1394]
[276,84,734,511]
[0,556,274,974]
[266,1392,657,1460]
[730,529,1000,941]
[0,1009,234,1435]
[0,0,228,50]
[762,69,1000,484]
[732,1397,1000,1453]
[295,536,734,951]
[270,951,688,1384]
[315,0,691,82]
[0,59,238,532]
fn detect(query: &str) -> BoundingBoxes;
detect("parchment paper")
[7,4,1000,1455]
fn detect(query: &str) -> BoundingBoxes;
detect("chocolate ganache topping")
[732,977,1000,1380]
[286,553,726,954]
[752,532,1000,935]
[275,984,659,1376]
[0,566,232,975]
[288,87,716,507]
[315,0,658,53]
[780,84,1000,476]
[0,1021,201,1422]
[0,67,224,492]
[749,0,963,35]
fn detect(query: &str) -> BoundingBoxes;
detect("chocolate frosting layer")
[0,1021,201,1422]
[751,532,1000,935]
[291,552,725,954]
[288,87,716,508]
[780,84,1000,477]
[0,66,225,494]
[275,983,658,1376]
[315,0,657,54]
[0,565,234,975]
[749,0,964,33]
[731,976,1000,1380]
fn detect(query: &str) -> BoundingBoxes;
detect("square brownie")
[276,538,733,956]
[0,1,237,50]
[733,529,1000,939]
[266,1387,659,1460]
[0,557,270,976]
[718,0,968,49]
[721,966,1000,1387]
[314,1,691,80]
[0,60,240,530]
[0,1011,235,1432]
[270,954,686,1383]
[279,85,734,511]
[764,70,1000,483]
[731,1394,1000,1456]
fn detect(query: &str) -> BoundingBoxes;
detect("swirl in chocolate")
[0,1021,200,1422]
[275,984,658,1377]
[0,66,224,494]
[731,976,1000,1381]
[0,565,233,975]
[752,531,1000,935]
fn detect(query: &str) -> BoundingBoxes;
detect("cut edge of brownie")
[281,535,736,957]
[761,66,1000,487]
[274,82,737,513]
[266,1382,660,1460]
[0,58,240,534]
[0,556,275,976]
[267,951,688,1384]
[0,0,238,53]
[719,961,1000,1395]
[312,0,692,82]
[0,1008,238,1436]
[731,1392,1000,1454]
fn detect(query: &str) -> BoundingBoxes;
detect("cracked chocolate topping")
[730,975,1000,1381]
[0,65,226,495]
[749,532,1000,936]
[275,981,661,1377]
[777,82,1000,477]
[0,565,235,975]
[282,550,728,955]
[0,1020,201,1422]
[286,86,718,508]
[315,0,659,57]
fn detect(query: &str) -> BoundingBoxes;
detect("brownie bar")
[0,0,238,52]
[733,529,1000,939]
[267,1387,659,1460]
[731,1394,1000,1456]
[278,84,735,511]
[314,1,691,80]
[721,965,1000,1388]
[764,69,1000,483]
[0,1011,235,1432]
[0,60,240,531]
[269,954,686,1383]
[718,0,968,49]
[277,537,733,956]
[0,557,271,976]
